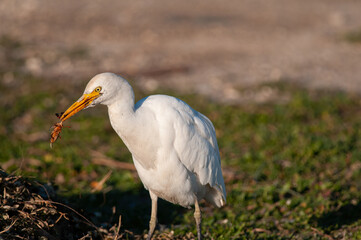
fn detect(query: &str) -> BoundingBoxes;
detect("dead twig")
[91,151,136,171]
[30,199,101,238]
[78,233,91,240]
[55,212,69,224]
[91,170,113,192]
[0,219,18,234]
[114,215,122,240]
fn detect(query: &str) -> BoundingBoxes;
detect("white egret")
[59,72,226,240]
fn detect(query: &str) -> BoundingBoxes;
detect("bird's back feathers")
[135,95,226,207]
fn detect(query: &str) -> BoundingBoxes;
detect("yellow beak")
[60,91,101,122]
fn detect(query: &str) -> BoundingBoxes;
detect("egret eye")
[94,86,102,93]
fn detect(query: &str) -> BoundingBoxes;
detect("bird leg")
[146,191,158,240]
[194,199,202,240]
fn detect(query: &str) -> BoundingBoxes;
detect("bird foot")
[146,217,157,240]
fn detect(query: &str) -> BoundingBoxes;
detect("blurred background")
[1,0,361,239]
[1,0,361,103]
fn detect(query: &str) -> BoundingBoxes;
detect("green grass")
[1,37,361,239]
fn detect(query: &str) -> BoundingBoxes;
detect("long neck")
[106,82,158,169]
[107,84,136,140]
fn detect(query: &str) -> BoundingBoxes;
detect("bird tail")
[205,184,226,208]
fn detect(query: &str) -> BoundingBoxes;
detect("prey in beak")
[60,90,101,122]
[50,88,101,148]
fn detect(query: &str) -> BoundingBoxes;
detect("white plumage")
[60,72,226,240]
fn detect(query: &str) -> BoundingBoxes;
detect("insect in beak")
[50,122,70,148]
[55,112,64,119]
[50,88,101,148]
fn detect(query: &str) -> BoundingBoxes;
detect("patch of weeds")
[344,28,361,44]
[0,170,124,240]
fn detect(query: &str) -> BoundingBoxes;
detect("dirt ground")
[1,0,361,103]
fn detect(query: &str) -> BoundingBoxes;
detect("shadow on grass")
[62,187,187,235]
[316,201,361,231]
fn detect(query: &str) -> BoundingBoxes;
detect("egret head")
[60,72,127,122]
